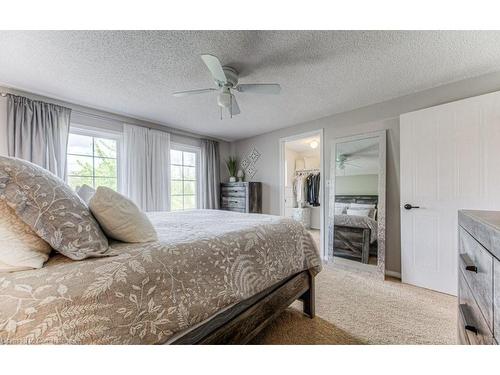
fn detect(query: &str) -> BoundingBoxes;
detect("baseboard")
[385,270,401,279]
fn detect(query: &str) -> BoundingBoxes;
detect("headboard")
[335,195,378,207]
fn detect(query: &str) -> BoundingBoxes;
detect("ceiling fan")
[172,54,281,118]
[336,154,362,170]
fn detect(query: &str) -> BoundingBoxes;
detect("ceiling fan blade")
[200,54,227,85]
[172,88,217,97]
[236,84,281,95]
[224,95,241,117]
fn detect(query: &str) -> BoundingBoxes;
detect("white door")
[401,91,500,295]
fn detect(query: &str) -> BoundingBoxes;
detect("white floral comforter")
[0,210,321,344]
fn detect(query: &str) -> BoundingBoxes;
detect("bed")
[332,195,378,264]
[0,210,321,344]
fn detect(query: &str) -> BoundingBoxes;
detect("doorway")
[279,129,325,260]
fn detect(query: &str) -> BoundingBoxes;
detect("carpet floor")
[252,262,457,344]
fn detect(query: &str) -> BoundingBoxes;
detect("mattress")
[0,210,321,344]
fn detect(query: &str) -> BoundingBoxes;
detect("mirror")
[328,130,386,277]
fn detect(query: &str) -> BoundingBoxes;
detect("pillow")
[350,203,376,209]
[76,184,96,206]
[89,186,158,243]
[0,200,52,272]
[350,203,376,219]
[0,156,109,260]
[334,202,349,214]
[347,208,370,217]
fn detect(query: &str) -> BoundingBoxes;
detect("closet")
[283,138,321,229]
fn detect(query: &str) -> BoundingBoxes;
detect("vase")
[229,176,237,182]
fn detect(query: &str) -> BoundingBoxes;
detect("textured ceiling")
[1,31,500,141]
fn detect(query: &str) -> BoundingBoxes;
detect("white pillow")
[76,184,96,205]
[350,203,376,209]
[334,207,345,215]
[335,202,349,214]
[350,203,377,219]
[0,200,52,272]
[89,187,158,243]
[347,208,370,217]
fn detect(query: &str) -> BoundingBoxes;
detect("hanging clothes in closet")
[306,173,320,206]
[293,170,320,207]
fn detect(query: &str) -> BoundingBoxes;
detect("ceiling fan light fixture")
[310,140,319,149]
[217,92,232,108]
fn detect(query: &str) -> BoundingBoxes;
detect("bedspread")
[0,210,321,344]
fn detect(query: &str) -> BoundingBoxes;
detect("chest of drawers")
[220,182,262,213]
[458,210,500,345]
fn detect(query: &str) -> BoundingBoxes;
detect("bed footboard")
[169,270,315,344]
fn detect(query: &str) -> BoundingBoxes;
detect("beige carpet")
[252,263,457,344]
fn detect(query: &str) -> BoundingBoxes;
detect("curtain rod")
[0,91,222,142]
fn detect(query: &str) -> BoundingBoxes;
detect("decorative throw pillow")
[89,186,158,243]
[334,202,349,214]
[76,184,96,205]
[350,203,376,219]
[347,208,371,217]
[0,156,109,260]
[350,203,376,209]
[0,200,52,272]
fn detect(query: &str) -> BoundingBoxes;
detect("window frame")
[169,142,202,211]
[67,124,123,192]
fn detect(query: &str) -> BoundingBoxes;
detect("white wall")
[231,70,500,274]
[336,174,379,195]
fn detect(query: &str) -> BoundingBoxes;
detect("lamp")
[309,140,319,149]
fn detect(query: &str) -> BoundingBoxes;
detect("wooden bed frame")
[333,195,378,264]
[169,270,315,344]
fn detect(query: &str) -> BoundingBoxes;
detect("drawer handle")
[460,253,477,273]
[459,304,478,335]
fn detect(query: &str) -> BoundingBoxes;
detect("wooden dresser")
[458,210,500,345]
[220,182,262,213]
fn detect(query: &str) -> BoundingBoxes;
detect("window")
[66,128,121,191]
[170,144,200,211]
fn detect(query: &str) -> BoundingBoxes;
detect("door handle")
[404,204,420,210]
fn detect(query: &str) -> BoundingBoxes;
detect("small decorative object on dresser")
[220,182,262,213]
[236,169,245,182]
[457,210,500,345]
[225,156,238,182]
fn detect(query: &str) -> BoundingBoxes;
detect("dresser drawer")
[458,227,494,330]
[221,186,246,197]
[221,196,246,209]
[457,308,470,345]
[458,273,494,345]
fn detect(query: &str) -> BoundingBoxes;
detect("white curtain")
[200,139,220,209]
[6,94,71,179]
[122,124,170,211]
